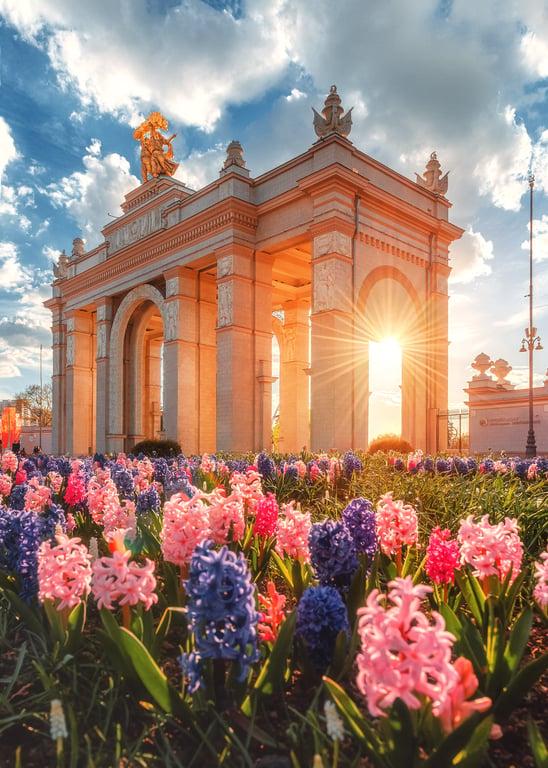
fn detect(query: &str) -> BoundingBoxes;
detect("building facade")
[46,88,463,456]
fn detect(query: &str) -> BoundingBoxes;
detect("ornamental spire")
[415,152,449,196]
[312,85,353,140]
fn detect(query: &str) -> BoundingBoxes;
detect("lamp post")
[519,174,543,458]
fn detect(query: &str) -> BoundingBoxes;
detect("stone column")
[216,245,255,452]
[65,309,94,455]
[198,272,217,452]
[279,298,310,451]
[428,262,450,451]
[95,298,112,454]
[310,229,354,451]
[144,336,162,440]
[163,267,199,454]
[254,251,274,451]
[50,299,66,455]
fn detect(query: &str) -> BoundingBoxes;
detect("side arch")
[108,284,168,440]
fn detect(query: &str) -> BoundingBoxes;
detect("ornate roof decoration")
[53,249,70,280]
[312,85,353,140]
[415,152,449,196]
[72,237,85,259]
[222,140,247,171]
[133,111,179,183]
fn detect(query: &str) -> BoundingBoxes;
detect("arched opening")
[124,301,164,450]
[368,337,402,442]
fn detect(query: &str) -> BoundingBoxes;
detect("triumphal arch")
[46,87,463,456]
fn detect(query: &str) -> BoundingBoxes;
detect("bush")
[131,438,181,457]
[368,433,413,454]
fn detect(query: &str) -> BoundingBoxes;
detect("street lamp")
[519,174,542,458]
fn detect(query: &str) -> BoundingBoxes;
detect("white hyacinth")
[49,699,68,740]
[324,700,344,742]
[88,536,99,562]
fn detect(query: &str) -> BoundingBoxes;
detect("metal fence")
[436,409,469,453]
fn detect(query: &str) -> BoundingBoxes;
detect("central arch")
[108,284,169,451]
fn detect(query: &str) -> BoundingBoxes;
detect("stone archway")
[108,284,168,451]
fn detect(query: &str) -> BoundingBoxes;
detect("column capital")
[164,266,197,298]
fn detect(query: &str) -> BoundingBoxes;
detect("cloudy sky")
[1,0,548,432]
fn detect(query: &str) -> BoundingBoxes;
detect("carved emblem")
[416,152,449,196]
[314,232,351,258]
[313,260,351,312]
[217,282,233,327]
[312,85,353,139]
[133,111,179,183]
[217,255,233,278]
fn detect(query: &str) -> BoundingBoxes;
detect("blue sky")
[1,0,548,432]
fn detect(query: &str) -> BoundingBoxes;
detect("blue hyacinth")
[393,458,405,471]
[110,465,134,498]
[342,451,363,477]
[180,541,259,692]
[309,519,358,589]
[257,451,275,479]
[423,456,435,473]
[8,484,28,511]
[435,458,451,474]
[136,486,161,515]
[341,497,377,559]
[296,586,349,671]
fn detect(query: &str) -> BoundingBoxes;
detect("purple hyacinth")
[257,452,275,479]
[296,586,349,671]
[0,507,57,601]
[111,465,134,499]
[341,498,377,559]
[136,486,161,515]
[180,541,259,692]
[309,519,358,589]
[342,451,363,478]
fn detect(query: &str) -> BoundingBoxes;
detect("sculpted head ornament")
[416,151,449,196]
[312,85,353,140]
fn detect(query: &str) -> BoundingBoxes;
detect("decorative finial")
[490,358,513,388]
[71,237,85,259]
[471,353,493,380]
[222,140,247,171]
[133,111,179,183]
[312,85,353,140]
[53,249,70,281]
[416,151,449,196]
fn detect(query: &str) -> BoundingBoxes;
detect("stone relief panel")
[164,300,179,341]
[436,273,448,294]
[313,259,352,313]
[109,205,166,254]
[97,303,111,322]
[284,327,297,361]
[66,335,74,366]
[66,317,75,333]
[217,282,233,327]
[97,324,108,359]
[165,277,178,298]
[217,254,234,278]
[313,231,351,259]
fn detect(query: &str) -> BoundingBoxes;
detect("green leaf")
[494,652,548,719]
[3,588,44,637]
[346,556,368,628]
[527,717,548,768]
[388,699,416,766]
[423,712,490,768]
[241,611,296,715]
[118,627,176,714]
[504,608,533,673]
[270,550,294,590]
[455,571,485,626]
[42,599,66,645]
[65,601,86,653]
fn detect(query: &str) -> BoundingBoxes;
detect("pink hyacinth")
[64,471,86,506]
[435,656,491,733]
[253,493,279,537]
[103,498,136,539]
[275,501,311,562]
[160,492,210,567]
[375,492,418,556]
[533,546,548,610]
[458,514,523,583]
[425,527,461,585]
[258,580,287,643]
[230,469,264,510]
[87,469,119,525]
[37,533,92,611]
[208,490,245,544]
[356,577,457,717]
[91,548,157,611]
[200,453,216,474]
[15,468,27,484]
[1,450,17,473]
[47,472,63,494]
[0,473,13,497]
[24,477,52,513]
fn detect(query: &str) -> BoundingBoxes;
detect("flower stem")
[395,549,403,577]
[121,604,131,629]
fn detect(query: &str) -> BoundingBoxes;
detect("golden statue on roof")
[133,111,179,183]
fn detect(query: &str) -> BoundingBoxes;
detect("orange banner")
[1,407,21,449]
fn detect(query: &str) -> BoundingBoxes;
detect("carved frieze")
[313,231,351,259]
[217,255,233,278]
[164,300,179,341]
[313,259,352,313]
[66,335,74,366]
[97,324,108,359]
[217,282,233,327]
[109,205,166,254]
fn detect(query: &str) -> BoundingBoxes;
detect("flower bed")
[0,449,547,767]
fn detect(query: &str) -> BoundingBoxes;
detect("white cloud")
[0,0,294,130]
[449,228,494,284]
[42,245,61,262]
[46,144,139,246]
[521,214,548,262]
[175,144,226,189]
[0,242,33,290]
[0,116,19,180]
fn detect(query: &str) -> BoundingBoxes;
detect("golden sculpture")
[133,111,179,183]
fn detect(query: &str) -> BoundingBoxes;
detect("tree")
[14,383,53,426]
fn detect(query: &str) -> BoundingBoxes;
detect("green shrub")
[131,438,181,457]
[368,433,413,454]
